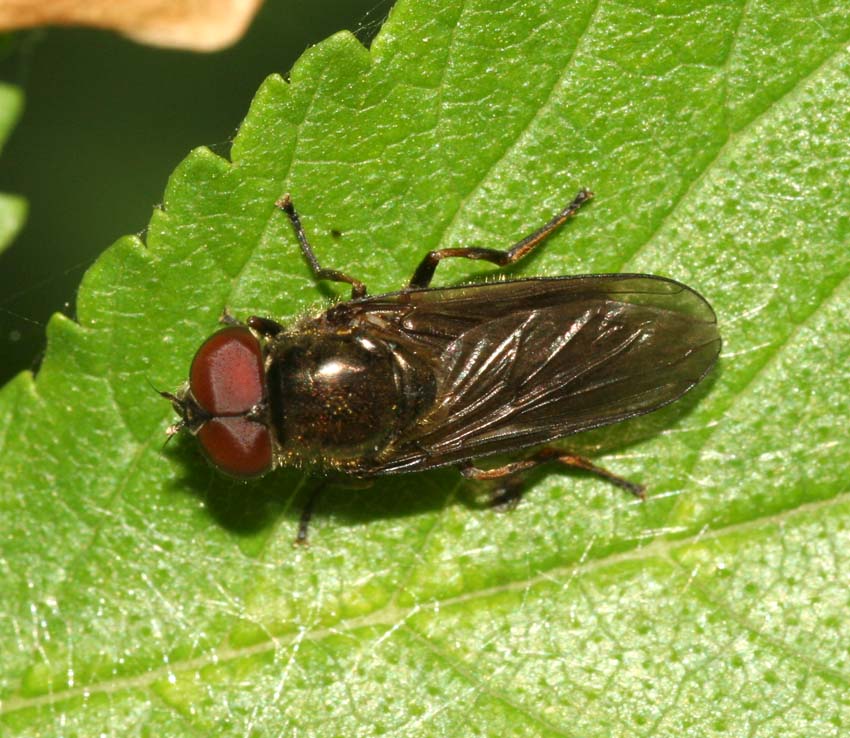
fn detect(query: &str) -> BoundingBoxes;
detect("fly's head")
[161,326,273,478]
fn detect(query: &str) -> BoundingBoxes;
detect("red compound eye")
[190,327,264,415]
[197,416,272,478]
[189,326,272,477]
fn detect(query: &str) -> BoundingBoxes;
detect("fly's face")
[163,326,273,478]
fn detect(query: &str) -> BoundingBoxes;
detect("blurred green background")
[0,0,388,386]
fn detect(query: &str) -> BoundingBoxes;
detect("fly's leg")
[459,457,541,510]
[548,451,646,499]
[246,316,284,338]
[291,477,374,545]
[293,483,324,547]
[277,195,367,299]
[409,189,593,289]
[216,307,285,337]
[487,476,527,511]
[218,307,241,327]
[459,445,645,508]
[218,308,284,338]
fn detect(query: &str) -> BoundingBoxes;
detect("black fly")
[163,190,721,542]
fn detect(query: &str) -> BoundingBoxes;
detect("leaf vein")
[432,0,602,251]
[6,489,849,716]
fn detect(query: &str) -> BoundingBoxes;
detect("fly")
[162,190,721,542]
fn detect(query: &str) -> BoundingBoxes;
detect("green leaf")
[0,82,26,256]
[2,1,850,735]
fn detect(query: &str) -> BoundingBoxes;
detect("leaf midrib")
[431,0,601,252]
[4,488,848,716]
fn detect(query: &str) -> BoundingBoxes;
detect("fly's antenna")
[155,382,188,439]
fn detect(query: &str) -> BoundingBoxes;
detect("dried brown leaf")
[0,0,263,51]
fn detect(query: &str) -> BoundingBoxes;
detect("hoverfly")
[163,190,720,541]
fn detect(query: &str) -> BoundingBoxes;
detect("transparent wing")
[334,275,720,473]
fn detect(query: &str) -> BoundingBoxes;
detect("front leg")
[218,308,284,338]
[276,195,368,299]
[247,316,284,338]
